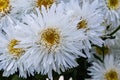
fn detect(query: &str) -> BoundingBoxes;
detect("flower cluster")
[0,0,120,80]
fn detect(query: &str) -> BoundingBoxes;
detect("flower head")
[100,0,120,27]
[88,54,120,80]
[0,21,34,78]
[66,0,105,57]
[20,3,86,79]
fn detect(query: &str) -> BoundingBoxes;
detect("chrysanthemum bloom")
[0,22,34,78]
[19,3,86,79]
[0,0,29,19]
[65,0,105,57]
[88,54,120,80]
[100,0,120,28]
[0,0,34,29]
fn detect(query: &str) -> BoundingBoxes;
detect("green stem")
[101,25,120,40]
[109,25,120,36]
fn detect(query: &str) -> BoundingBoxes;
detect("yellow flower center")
[107,0,120,10]
[8,39,24,58]
[0,0,10,13]
[105,69,118,80]
[77,20,87,29]
[95,46,109,55]
[40,27,61,50]
[36,0,55,8]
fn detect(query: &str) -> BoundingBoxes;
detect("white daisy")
[0,20,34,78]
[0,0,30,19]
[19,3,86,79]
[66,0,105,57]
[0,0,36,30]
[88,54,120,80]
[100,0,120,28]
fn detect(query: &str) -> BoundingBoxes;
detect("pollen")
[40,27,61,49]
[105,69,118,80]
[77,20,87,29]
[107,0,120,10]
[95,46,109,55]
[0,0,11,13]
[36,0,55,8]
[8,39,24,58]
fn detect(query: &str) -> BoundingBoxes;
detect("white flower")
[88,54,120,80]
[0,20,34,78]
[100,0,120,27]
[0,0,29,19]
[66,0,105,57]
[19,3,86,79]
[0,0,35,29]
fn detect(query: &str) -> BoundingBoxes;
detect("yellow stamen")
[8,39,24,57]
[36,0,55,8]
[77,20,87,29]
[107,0,120,10]
[40,27,60,49]
[0,0,10,13]
[105,69,118,80]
